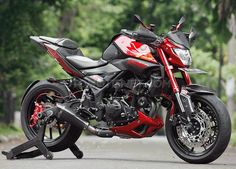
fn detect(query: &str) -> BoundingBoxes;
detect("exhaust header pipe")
[56,103,114,138]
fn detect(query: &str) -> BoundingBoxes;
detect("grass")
[232,132,236,146]
[0,123,22,136]
[232,113,236,147]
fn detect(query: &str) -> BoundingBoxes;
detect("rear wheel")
[21,80,83,152]
[165,94,231,164]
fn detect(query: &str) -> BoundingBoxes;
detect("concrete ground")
[0,136,236,169]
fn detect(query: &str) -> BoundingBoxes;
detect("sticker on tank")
[114,35,157,63]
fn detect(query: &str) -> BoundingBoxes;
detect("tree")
[214,0,236,117]
[0,0,68,123]
[0,0,235,124]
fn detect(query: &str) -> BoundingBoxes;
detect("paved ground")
[0,136,236,169]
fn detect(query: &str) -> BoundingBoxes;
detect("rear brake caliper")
[30,102,43,128]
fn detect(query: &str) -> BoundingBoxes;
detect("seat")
[39,36,78,49]
[66,55,108,69]
[39,36,107,69]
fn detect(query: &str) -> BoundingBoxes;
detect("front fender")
[21,80,40,105]
[185,84,215,95]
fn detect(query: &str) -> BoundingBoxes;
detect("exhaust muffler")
[56,103,114,138]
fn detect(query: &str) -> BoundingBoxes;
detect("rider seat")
[39,36,78,49]
[66,55,107,70]
[39,36,107,69]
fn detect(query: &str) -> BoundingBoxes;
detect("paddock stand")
[1,111,83,160]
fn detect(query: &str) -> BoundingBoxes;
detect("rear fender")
[21,80,40,105]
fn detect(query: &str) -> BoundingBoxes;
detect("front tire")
[166,94,231,164]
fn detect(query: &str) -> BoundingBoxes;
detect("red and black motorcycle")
[21,15,231,163]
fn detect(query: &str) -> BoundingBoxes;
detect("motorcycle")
[20,15,231,164]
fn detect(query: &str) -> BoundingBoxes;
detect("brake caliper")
[30,102,43,127]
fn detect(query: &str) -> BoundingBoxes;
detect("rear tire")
[165,94,231,164]
[21,80,83,152]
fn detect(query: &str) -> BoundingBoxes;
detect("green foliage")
[0,0,236,122]
[0,1,44,89]
[211,0,236,42]
[222,64,236,80]
[0,0,69,112]
[232,113,236,131]
[0,123,22,136]
[80,47,101,60]
[232,134,236,146]
[232,113,236,146]
[190,47,219,90]
[68,0,137,51]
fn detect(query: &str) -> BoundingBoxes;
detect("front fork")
[157,49,194,122]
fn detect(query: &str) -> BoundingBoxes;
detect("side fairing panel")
[111,58,160,75]
[114,35,157,63]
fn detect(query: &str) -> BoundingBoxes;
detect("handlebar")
[121,29,134,37]
[120,29,163,46]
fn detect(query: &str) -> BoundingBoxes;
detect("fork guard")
[185,84,215,95]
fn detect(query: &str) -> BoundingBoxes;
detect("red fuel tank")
[114,35,157,63]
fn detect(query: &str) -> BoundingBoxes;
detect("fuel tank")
[114,35,156,63]
[102,35,160,76]
[102,35,157,64]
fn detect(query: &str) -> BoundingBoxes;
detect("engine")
[103,72,163,127]
[105,98,137,126]
[73,72,163,127]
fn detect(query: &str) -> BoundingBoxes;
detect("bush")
[0,123,22,136]
[231,113,236,146]
[233,113,236,131]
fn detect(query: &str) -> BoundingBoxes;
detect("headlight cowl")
[173,48,192,66]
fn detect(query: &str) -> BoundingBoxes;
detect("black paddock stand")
[2,119,83,160]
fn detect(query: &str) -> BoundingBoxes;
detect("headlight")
[173,48,192,66]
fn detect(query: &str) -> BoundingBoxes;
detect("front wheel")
[166,94,231,164]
